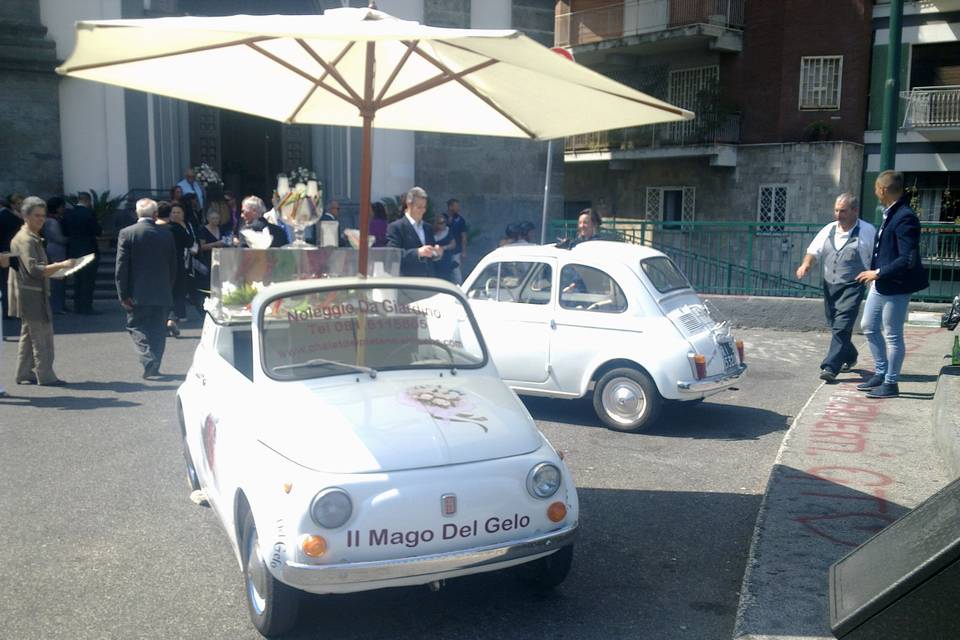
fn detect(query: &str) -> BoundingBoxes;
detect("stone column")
[0,0,63,198]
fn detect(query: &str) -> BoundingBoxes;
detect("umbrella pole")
[358,40,376,277]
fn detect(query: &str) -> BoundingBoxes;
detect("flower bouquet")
[193,162,222,189]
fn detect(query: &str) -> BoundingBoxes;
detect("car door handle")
[549,319,556,330]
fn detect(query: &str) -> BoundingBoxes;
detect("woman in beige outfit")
[7,197,74,385]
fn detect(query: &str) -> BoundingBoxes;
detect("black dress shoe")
[866,383,899,399]
[840,358,857,372]
[142,364,160,379]
[16,378,36,385]
[819,368,837,383]
[856,374,884,391]
[39,379,68,387]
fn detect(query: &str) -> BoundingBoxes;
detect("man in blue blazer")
[855,171,929,398]
[386,186,443,277]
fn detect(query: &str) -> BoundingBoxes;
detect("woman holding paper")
[7,197,74,386]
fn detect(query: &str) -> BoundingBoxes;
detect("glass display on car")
[260,286,486,380]
[640,256,691,293]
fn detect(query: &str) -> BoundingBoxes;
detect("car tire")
[517,544,573,589]
[593,367,662,432]
[240,510,300,637]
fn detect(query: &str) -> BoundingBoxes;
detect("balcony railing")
[555,0,746,48]
[901,85,960,128]
[565,112,741,154]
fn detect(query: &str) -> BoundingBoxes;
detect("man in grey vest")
[796,193,877,383]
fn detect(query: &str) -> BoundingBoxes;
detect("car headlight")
[527,463,562,499]
[310,488,353,529]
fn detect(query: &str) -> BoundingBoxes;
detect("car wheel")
[593,367,662,432]
[241,510,300,637]
[517,545,573,589]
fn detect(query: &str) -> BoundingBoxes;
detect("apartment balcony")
[555,0,745,60]
[901,86,960,140]
[565,112,741,167]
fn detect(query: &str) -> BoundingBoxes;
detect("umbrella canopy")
[58,5,693,271]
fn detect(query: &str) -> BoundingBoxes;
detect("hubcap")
[245,528,268,615]
[602,377,646,425]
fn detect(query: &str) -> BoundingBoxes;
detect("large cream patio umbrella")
[57,4,692,273]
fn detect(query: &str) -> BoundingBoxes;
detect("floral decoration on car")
[401,385,489,432]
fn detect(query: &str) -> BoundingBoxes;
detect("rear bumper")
[677,363,747,394]
[281,523,577,593]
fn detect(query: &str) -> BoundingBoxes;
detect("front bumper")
[282,523,577,592]
[677,363,747,394]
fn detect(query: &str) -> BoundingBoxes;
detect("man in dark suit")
[386,186,443,277]
[116,198,178,379]
[855,171,929,399]
[61,192,102,314]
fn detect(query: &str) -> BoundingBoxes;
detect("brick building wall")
[739,0,873,144]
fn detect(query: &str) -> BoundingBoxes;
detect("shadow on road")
[0,394,139,410]
[286,487,761,640]
[61,380,181,393]
[521,395,789,441]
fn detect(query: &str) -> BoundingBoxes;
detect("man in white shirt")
[796,193,877,382]
[176,167,205,209]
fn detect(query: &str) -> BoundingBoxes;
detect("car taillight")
[736,339,745,362]
[694,354,707,379]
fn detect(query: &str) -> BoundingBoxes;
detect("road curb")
[933,364,960,479]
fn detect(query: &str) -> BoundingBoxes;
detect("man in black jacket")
[386,186,442,277]
[61,193,102,314]
[116,198,178,379]
[0,194,24,322]
[855,171,929,398]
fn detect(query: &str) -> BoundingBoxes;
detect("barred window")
[799,56,842,110]
[757,184,790,234]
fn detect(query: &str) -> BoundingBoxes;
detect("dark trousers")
[127,305,167,373]
[72,254,99,312]
[821,281,865,373]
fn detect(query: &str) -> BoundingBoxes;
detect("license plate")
[719,341,737,371]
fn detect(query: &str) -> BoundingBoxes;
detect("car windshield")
[640,256,692,294]
[260,285,486,381]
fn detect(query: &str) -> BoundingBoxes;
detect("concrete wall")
[563,141,864,222]
[0,0,62,199]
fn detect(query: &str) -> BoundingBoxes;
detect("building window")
[757,184,789,234]
[799,56,842,110]
[646,186,695,229]
[669,66,719,142]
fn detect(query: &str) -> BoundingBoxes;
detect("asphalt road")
[0,311,828,640]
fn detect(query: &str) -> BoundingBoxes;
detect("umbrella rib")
[295,39,364,106]
[247,42,359,107]
[59,35,276,73]
[409,45,536,139]
[374,40,418,105]
[287,42,356,123]
[437,40,690,118]
[377,59,498,110]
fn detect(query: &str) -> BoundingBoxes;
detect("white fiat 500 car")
[463,241,747,432]
[177,276,578,637]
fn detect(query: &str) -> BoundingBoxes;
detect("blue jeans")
[860,286,910,384]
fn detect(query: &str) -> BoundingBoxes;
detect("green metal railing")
[549,219,960,302]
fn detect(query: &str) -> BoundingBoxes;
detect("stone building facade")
[0,0,62,198]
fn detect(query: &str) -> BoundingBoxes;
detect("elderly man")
[796,193,877,383]
[387,186,442,277]
[116,198,178,379]
[176,167,205,209]
[8,197,75,385]
[854,171,929,398]
[239,196,287,248]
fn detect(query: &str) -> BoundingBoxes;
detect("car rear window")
[640,257,691,293]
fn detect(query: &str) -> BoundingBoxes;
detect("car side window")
[467,261,552,304]
[559,264,627,313]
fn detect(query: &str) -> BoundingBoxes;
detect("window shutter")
[646,187,662,221]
